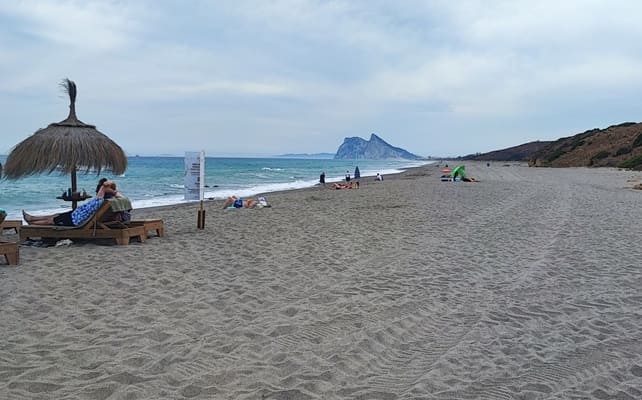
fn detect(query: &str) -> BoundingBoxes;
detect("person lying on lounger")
[23,181,121,226]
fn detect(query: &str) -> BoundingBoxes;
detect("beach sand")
[2,162,642,399]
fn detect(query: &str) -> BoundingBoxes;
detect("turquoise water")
[0,156,428,219]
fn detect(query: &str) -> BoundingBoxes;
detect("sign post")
[184,151,206,229]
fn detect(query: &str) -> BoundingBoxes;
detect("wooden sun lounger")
[1,220,22,234]
[129,219,164,237]
[20,200,146,246]
[0,242,19,265]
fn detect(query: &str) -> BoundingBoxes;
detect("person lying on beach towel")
[331,182,358,190]
[222,196,270,209]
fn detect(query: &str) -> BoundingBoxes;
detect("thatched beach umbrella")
[4,79,127,209]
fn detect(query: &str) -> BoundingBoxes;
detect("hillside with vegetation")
[459,141,552,162]
[462,122,642,170]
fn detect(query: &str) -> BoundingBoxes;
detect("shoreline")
[2,159,431,220]
[2,161,642,398]
[131,161,440,218]
[126,160,638,220]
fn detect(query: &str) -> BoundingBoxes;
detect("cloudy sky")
[1,1,642,157]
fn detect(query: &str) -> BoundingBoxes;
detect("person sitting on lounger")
[95,177,108,194]
[23,181,120,226]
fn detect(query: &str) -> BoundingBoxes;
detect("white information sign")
[184,151,205,201]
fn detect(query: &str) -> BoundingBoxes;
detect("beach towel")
[107,197,133,222]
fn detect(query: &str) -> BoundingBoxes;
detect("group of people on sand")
[23,179,125,226]
[25,179,271,224]
[318,170,383,190]
[23,168,399,224]
[22,162,481,225]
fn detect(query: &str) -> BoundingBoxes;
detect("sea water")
[0,156,429,219]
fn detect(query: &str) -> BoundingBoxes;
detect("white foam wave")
[8,161,434,217]
[128,162,434,211]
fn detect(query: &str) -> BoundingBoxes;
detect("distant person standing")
[319,172,326,185]
[345,170,351,182]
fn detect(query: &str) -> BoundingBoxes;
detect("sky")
[1,0,642,158]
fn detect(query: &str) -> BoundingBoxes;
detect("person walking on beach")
[345,171,351,182]
[319,172,326,185]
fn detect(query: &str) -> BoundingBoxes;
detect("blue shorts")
[233,198,243,208]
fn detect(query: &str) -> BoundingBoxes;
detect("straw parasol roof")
[4,79,127,205]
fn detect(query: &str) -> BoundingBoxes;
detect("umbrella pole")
[71,167,78,210]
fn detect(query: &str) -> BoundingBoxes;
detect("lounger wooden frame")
[129,219,164,237]
[0,242,19,265]
[1,220,22,234]
[20,201,146,246]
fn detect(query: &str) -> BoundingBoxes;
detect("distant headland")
[334,134,421,160]
[275,134,422,160]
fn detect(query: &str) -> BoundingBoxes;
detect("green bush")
[607,122,636,130]
[619,153,642,169]
[615,146,632,156]
[570,139,585,150]
[546,148,566,162]
[581,128,600,136]
[592,150,610,160]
